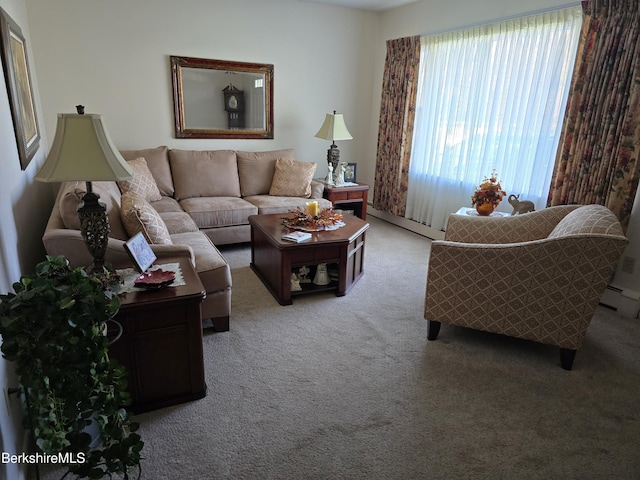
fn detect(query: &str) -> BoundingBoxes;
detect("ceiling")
[298,0,419,12]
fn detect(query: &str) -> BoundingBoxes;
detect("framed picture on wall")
[0,8,40,170]
[345,163,357,183]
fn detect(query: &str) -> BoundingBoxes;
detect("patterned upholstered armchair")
[424,205,628,370]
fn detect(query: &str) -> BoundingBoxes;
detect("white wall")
[24,0,378,178]
[0,0,51,476]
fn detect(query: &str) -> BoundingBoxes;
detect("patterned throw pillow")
[117,157,162,201]
[268,158,317,198]
[120,192,172,245]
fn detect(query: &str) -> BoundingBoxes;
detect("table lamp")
[314,110,352,182]
[35,106,133,272]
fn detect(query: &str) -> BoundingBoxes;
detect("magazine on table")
[282,231,312,242]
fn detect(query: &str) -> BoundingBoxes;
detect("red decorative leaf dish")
[134,268,176,289]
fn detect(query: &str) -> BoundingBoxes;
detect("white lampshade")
[35,113,133,182]
[314,111,353,142]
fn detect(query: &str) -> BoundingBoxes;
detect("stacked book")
[282,231,312,242]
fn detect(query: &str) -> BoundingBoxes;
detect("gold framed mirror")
[170,55,274,139]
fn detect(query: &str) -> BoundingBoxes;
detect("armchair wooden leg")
[560,348,576,370]
[427,320,441,341]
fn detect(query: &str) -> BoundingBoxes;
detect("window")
[405,6,583,230]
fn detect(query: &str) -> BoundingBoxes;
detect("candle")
[306,201,319,217]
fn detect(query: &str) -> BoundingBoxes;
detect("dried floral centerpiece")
[471,170,507,216]
[283,207,345,231]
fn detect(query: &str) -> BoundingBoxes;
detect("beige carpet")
[33,217,640,479]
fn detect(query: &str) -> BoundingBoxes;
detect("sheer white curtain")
[405,6,583,231]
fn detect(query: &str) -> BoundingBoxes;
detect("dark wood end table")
[323,182,370,220]
[249,213,369,305]
[109,256,207,413]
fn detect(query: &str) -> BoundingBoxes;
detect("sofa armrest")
[310,180,325,199]
[150,243,195,265]
[43,228,195,269]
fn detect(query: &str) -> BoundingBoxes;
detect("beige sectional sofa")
[42,146,332,332]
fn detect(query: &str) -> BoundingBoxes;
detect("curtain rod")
[421,1,582,38]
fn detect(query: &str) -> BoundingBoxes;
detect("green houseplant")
[0,256,143,479]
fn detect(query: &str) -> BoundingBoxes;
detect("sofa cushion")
[179,197,258,228]
[160,212,199,234]
[169,232,232,292]
[58,181,128,241]
[117,157,162,201]
[150,196,183,213]
[120,146,174,197]
[269,159,317,197]
[237,149,296,196]
[548,205,624,238]
[170,149,241,201]
[120,192,173,245]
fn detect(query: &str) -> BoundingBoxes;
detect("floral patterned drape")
[547,0,640,230]
[373,36,421,216]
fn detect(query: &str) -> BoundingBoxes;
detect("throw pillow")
[117,157,162,201]
[120,192,172,245]
[268,159,317,198]
[237,149,296,196]
[120,146,174,197]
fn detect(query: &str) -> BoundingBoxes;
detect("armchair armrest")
[445,205,580,244]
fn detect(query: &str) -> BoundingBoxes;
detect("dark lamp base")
[77,182,112,272]
[327,144,341,172]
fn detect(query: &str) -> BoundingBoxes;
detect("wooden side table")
[323,182,370,220]
[108,256,207,413]
[454,207,510,217]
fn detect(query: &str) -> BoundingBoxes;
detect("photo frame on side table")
[124,232,157,273]
[0,8,40,170]
[344,163,357,183]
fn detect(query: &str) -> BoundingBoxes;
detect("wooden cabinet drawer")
[289,245,341,265]
[289,248,316,264]
[316,246,341,262]
[331,192,349,201]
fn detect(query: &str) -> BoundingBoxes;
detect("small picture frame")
[124,232,157,273]
[344,163,357,183]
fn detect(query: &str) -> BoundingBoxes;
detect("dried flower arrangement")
[283,207,344,231]
[471,170,507,211]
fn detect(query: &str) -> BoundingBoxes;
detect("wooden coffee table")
[249,213,369,305]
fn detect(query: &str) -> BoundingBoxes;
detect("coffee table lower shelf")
[250,263,340,302]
